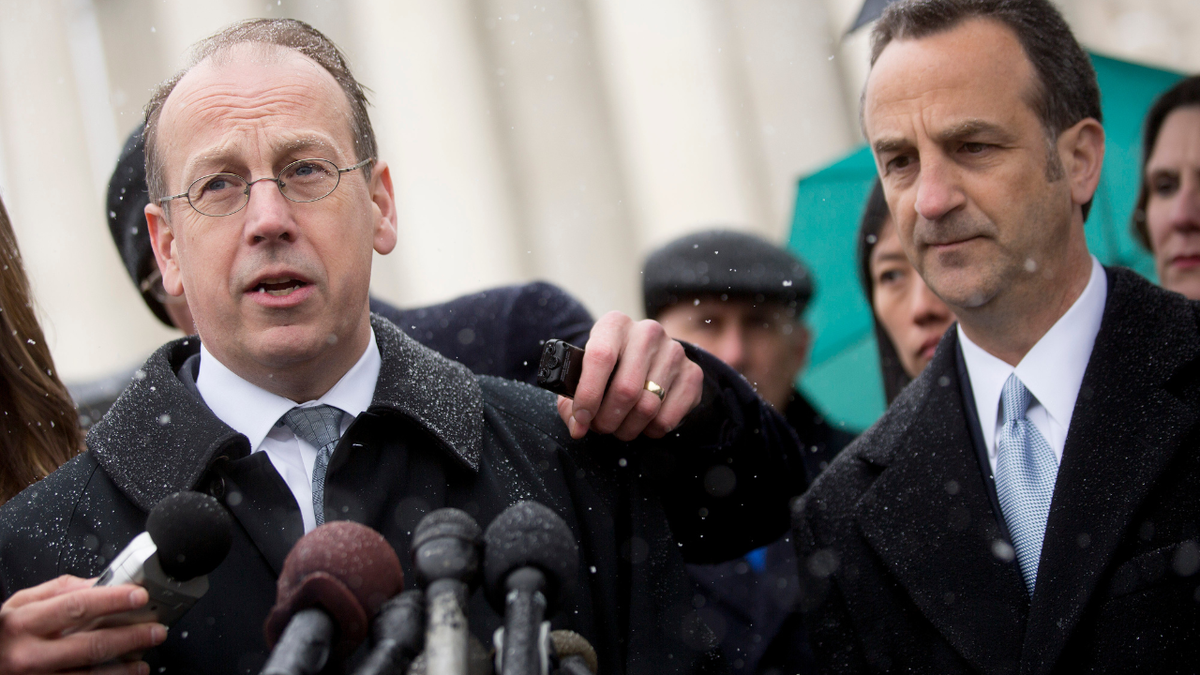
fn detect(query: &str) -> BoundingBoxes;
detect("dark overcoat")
[0,316,804,675]
[792,267,1200,674]
[688,392,854,674]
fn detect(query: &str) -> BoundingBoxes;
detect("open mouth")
[252,278,309,297]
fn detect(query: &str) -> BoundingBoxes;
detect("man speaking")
[0,19,802,674]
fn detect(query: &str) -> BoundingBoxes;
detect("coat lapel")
[1021,268,1200,674]
[857,336,1028,674]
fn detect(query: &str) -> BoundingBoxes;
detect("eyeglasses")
[159,157,375,217]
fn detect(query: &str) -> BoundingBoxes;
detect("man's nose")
[713,327,746,372]
[914,154,965,222]
[242,178,298,244]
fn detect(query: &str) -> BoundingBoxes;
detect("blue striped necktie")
[994,374,1058,595]
[281,405,345,527]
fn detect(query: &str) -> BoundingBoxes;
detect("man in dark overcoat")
[792,0,1200,673]
[0,19,804,675]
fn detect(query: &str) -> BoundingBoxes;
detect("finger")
[643,358,704,438]
[39,623,165,672]
[614,337,686,440]
[570,311,630,429]
[14,585,147,636]
[591,320,662,435]
[557,395,587,440]
[60,660,149,675]
[3,575,92,609]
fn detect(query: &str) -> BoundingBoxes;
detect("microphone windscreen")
[550,630,598,675]
[412,507,481,551]
[264,521,404,657]
[482,501,578,614]
[145,490,233,581]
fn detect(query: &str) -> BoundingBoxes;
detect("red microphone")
[261,521,404,675]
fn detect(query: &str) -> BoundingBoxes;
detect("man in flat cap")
[643,229,853,674]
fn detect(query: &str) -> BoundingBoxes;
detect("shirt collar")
[195,330,382,452]
[959,256,1107,449]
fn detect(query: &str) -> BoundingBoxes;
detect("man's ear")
[145,203,184,297]
[1059,117,1105,209]
[368,160,398,256]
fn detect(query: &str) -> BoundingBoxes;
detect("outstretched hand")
[0,575,167,674]
[557,311,704,441]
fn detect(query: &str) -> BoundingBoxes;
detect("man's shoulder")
[475,375,571,444]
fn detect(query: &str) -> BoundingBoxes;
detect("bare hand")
[557,311,704,441]
[0,575,167,674]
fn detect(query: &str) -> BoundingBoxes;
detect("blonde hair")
[0,196,82,502]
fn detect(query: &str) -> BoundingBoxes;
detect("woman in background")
[1132,75,1200,300]
[0,195,81,503]
[856,179,956,404]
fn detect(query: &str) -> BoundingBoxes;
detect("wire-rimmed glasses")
[159,157,375,217]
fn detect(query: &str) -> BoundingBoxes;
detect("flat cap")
[642,229,813,319]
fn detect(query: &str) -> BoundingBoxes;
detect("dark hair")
[0,196,82,503]
[871,0,1102,218]
[1132,75,1200,250]
[144,18,375,204]
[856,180,912,404]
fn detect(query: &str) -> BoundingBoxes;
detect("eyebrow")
[181,135,338,179]
[871,251,910,264]
[872,118,1017,155]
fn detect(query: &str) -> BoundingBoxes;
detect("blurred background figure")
[643,229,852,674]
[1133,75,1200,300]
[856,180,956,403]
[72,125,595,428]
[0,196,82,503]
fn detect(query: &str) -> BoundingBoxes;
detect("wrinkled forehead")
[157,43,355,178]
[863,18,1037,138]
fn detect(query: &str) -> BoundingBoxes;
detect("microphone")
[261,521,404,675]
[351,589,425,675]
[93,490,233,627]
[549,630,597,675]
[412,508,482,675]
[483,501,579,675]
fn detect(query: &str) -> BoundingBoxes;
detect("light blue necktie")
[281,405,345,527]
[994,374,1058,595]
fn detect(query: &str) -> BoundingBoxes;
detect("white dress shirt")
[196,332,382,532]
[958,256,1107,476]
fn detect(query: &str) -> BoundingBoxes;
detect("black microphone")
[92,490,233,627]
[261,521,405,675]
[549,630,597,675]
[351,589,425,675]
[483,501,579,675]
[412,508,482,675]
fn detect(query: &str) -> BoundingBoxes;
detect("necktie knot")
[281,404,345,454]
[280,404,345,528]
[1001,374,1032,426]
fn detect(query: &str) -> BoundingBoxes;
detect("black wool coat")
[688,392,854,674]
[792,267,1200,674]
[0,316,805,675]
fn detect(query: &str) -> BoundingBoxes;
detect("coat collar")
[855,331,1029,675]
[88,315,483,512]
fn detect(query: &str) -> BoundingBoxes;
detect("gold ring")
[644,380,665,401]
